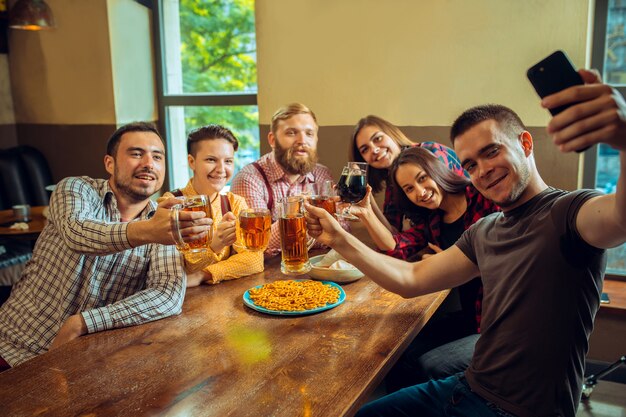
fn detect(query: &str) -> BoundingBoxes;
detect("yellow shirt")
[163,180,264,283]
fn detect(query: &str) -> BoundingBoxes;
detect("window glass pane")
[597,1,626,275]
[594,144,625,275]
[166,105,260,190]
[162,0,257,95]
[604,0,626,86]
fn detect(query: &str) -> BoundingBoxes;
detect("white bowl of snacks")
[308,251,364,283]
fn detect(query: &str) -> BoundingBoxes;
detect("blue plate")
[243,280,346,316]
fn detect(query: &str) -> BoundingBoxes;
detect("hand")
[129,197,213,247]
[421,243,443,259]
[49,314,87,350]
[304,202,345,247]
[543,69,626,152]
[186,269,210,287]
[211,211,237,253]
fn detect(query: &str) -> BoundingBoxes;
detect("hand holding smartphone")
[527,50,589,152]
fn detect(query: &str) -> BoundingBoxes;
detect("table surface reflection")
[0,251,448,417]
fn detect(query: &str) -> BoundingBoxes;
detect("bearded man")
[231,103,340,256]
[0,122,212,370]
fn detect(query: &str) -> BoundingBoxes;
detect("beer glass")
[237,208,272,252]
[337,162,368,220]
[304,180,337,216]
[278,196,314,275]
[171,194,214,253]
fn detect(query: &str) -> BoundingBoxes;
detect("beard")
[492,161,531,208]
[114,166,160,203]
[274,143,318,176]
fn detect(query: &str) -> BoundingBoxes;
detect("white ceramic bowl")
[308,254,364,283]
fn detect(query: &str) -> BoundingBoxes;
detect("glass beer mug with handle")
[171,194,215,271]
[304,180,337,216]
[235,208,272,252]
[278,196,315,275]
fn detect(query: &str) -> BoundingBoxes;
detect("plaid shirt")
[0,177,185,366]
[383,141,466,231]
[231,152,339,257]
[385,185,499,330]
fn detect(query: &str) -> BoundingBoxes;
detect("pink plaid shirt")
[231,152,338,257]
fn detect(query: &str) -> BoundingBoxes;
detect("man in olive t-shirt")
[304,70,626,417]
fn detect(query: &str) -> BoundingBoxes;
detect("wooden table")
[601,279,626,316]
[0,252,449,417]
[0,206,47,239]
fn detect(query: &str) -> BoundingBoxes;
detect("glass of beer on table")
[171,195,215,270]
[237,208,271,252]
[278,196,314,275]
[304,180,337,216]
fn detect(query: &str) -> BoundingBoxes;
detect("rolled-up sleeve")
[82,244,186,333]
[51,177,133,255]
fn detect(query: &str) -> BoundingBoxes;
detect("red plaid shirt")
[383,141,466,230]
[230,152,339,257]
[385,185,499,331]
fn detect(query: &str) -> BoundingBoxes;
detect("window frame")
[585,0,626,280]
[151,0,258,190]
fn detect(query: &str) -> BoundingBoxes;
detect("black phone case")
[527,50,588,151]
[527,50,583,115]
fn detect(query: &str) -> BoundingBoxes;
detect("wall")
[256,0,592,191]
[0,52,16,147]
[0,5,17,147]
[5,0,156,182]
[108,0,157,124]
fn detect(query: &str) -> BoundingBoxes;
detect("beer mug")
[171,194,214,254]
[304,180,337,216]
[279,196,314,275]
[236,208,272,252]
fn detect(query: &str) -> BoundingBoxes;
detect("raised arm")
[305,203,478,297]
[351,186,397,250]
[544,69,626,249]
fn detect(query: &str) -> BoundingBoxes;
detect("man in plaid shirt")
[231,103,347,257]
[0,122,211,369]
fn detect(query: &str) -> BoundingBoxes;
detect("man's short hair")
[106,122,163,157]
[187,124,239,156]
[270,103,318,135]
[450,104,527,144]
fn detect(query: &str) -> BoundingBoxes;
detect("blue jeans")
[356,373,515,417]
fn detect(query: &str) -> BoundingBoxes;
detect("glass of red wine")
[337,162,367,220]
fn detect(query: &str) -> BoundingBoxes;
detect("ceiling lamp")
[9,0,55,31]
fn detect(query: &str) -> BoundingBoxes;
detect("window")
[154,0,259,189]
[586,0,626,276]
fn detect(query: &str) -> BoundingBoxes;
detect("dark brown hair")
[106,122,162,158]
[350,115,415,194]
[187,124,239,156]
[389,147,470,217]
[450,104,526,144]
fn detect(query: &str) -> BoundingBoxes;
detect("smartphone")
[527,50,589,152]
[600,292,610,304]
